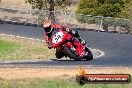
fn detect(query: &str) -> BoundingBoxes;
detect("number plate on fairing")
[52,31,64,44]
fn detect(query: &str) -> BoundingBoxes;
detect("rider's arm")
[45,33,53,49]
[62,26,80,38]
[52,24,61,29]
[44,33,49,43]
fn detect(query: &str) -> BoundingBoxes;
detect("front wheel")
[64,45,82,61]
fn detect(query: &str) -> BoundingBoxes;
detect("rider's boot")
[78,37,90,57]
[78,37,88,46]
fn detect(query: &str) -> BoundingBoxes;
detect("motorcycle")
[48,29,93,61]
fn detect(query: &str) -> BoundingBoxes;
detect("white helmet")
[43,19,52,33]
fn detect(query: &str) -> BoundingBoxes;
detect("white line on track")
[0,33,45,42]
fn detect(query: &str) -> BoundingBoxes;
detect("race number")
[52,31,64,44]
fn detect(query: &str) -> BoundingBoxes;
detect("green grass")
[0,78,131,88]
[0,40,19,59]
[0,38,55,60]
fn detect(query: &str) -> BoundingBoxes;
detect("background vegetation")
[76,0,132,32]
[76,0,131,19]
[25,0,132,32]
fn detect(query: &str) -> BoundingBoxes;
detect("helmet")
[43,19,52,33]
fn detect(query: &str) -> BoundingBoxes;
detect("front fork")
[63,33,85,57]
[65,41,84,57]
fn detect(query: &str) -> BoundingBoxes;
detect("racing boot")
[78,37,87,46]
[78,37,90,57]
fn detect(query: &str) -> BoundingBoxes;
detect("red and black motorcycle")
[48,29,93,61]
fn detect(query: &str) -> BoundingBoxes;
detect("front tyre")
[64,45,82,60]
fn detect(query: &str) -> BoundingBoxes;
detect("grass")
[0,36,55,60]
[0,78,131,88]
[0,40,18,54]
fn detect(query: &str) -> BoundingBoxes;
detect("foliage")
[76,0,130,18]
[25,0,68,22]
[76,0,132,32]
[124,0,132,19]
[25,0,68,10]
[76,14,129,27]
[125,0,132,31]
[75,14,102,24]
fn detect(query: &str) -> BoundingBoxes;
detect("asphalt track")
[0,23,132,67]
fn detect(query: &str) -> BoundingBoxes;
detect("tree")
[124,0,132,32]
[76,0,129,18]
[26,0,68,22]
[76,0,132,32]
[125,0,132,19]
[26,0,68,10]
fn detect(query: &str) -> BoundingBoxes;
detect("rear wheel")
[64,45,82,61]
[55,48,65,59]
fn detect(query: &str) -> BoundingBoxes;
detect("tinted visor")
[44,25,52,32]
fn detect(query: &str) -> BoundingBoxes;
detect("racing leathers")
[44,24,87,58]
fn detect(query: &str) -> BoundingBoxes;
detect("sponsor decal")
[76,67,131,85]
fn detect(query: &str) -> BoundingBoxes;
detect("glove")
[45,35,49,43]
[66,28,70,32]
[46,40,49,43]
[47,42,53,49]
[71,30,76,34]
[48,46,53,49]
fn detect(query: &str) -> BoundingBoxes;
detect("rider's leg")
[73,41,85,57]
[68,37,85,57]
[78,37,86,46]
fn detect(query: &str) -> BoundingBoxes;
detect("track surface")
[0,23,132,67]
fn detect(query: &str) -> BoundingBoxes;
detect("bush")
[75,14,102,24]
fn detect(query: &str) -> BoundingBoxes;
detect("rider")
[43,18,87,58]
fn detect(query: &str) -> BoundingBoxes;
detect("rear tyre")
[64,46,82,61]
[55,49,65,59]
